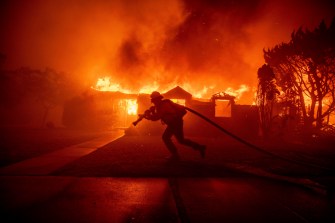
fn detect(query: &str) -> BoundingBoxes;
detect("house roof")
[211,92,235,101]
[163,86,192,100]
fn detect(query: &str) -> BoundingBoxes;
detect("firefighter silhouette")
[144,91,206,161]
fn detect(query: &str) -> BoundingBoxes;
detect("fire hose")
[133,106,334,172]
[184,106,334,172]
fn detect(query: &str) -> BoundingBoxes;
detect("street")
[1,133,334,223]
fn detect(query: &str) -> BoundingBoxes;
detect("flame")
[93,76,159,94]
[92,76,250,102]
[183,85,215,99]
[126,99,138,115]
[170,99,185,106]
[117,99,138,116]
[93,77,132,93]
[139,82,160,94]
[224,85,249,100]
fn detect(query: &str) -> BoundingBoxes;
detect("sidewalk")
[0,130,124,176]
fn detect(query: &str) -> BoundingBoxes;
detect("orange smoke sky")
[1,0,334,103]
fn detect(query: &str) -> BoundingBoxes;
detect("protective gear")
[135,91,206,160]
[150,91,163,101]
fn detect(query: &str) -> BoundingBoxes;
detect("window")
[170,99,186,106]
[215,100,231,117]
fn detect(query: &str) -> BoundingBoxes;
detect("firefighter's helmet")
[150,91,163,101]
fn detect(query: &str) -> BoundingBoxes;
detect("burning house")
[62,85,259,138]
[62,89,138,130]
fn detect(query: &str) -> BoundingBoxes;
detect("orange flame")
[126,99,138,115]
[224,85,249,100]
[94,77,132,93]
[92,76,250,102]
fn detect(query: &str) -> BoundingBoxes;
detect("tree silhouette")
[263,18,335,136]
[256,64,279,138]
[1,67,73,127]
[26,68,69,127]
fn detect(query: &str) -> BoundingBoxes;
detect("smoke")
[1,0,334,103]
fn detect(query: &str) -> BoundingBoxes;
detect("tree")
[256,64,279,138]
[263,18,335,136]
[26,68,70,127]
[0,67,73,127]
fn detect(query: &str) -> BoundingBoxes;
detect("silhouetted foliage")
[263,18,335,137]
[0,67,73,126]
[256,64,279,138]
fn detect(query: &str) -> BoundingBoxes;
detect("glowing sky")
[1,0,334,103]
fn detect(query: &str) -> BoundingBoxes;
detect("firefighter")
[144,91,206,161]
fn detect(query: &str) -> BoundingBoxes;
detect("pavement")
[0,130,334,223]
[0,130,125,176]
